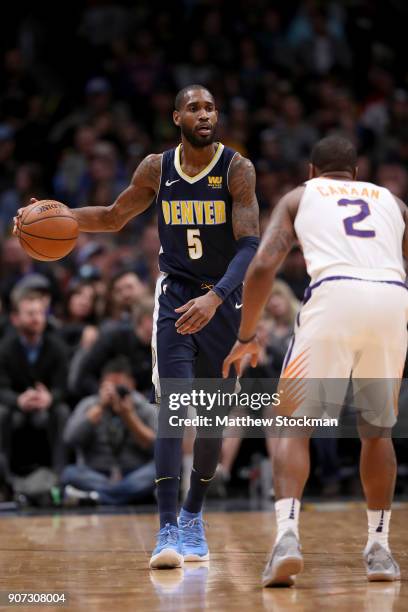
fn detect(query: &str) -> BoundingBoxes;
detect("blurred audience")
[0,290,69,476]
[0,0,407,503]
[58,279,100,356]
[264,280,300,375]
[62,357,156,505]
[71,296,153,400]
[102,269,148,330]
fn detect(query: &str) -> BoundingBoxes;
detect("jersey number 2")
[187,229,203,259]
[337,198,376,238]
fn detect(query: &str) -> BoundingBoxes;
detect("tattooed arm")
[14,154,162,234]
[229,154,260,239]
[238,186,303,339]
[222,186,304,377]
[72,153,161,232]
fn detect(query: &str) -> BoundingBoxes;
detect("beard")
[180,123,216,148]
[18,322,45,340]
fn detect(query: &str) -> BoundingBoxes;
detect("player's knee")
[358,423,393,441]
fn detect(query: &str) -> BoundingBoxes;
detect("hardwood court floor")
[0,506,407,611]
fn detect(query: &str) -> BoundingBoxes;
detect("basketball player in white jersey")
[223,135,408,586]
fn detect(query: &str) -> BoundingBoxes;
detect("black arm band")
[237,333,257,344]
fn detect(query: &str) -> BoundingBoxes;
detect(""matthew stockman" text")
[169,415,339,427]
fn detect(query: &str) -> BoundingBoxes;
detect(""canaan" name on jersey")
[161,200,227,225]
[317,185,380,199]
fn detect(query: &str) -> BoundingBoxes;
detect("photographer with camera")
[61,356,156,505]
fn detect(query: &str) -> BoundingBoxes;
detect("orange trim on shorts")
[279,377,307,416]
[285,365,308,380]
[282,349,309,378]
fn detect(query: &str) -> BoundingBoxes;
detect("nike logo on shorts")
[235,303,243,309]
[165,179,180,186]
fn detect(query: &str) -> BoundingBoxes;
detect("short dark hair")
[311,135,357,174]
[11,289,45,312]
[174,84,213,110]
[101,356,133,379]
[132,296,154,326]
[110,268,139,287]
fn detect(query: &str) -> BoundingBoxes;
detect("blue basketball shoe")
[149,523,184,569]
[179,509,210,561]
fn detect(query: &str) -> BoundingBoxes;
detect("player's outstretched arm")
[72,153,162,232]
[238,188,302,338]
[14,154,162,235]
[223,187,302,378]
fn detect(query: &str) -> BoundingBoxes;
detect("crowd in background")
[1,0,408,505]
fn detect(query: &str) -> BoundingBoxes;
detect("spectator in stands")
[0,239,61,311]
[0,163,45,233]
[277,245,310,301]
[0,124,17,193]
[50,77,130,147]
[264,279,300,375]
[59,279,99,354]
[275,95,318,164]
[133,222,160,290]
[10,273,62,332]
[53,125,97,206]
[0,290,69,475]
[2,0,408,502]
[61,357,156,505]
[102,269,148,330]
[76,141,128,208]
[71,296,153,399]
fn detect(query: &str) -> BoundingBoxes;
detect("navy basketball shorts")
[152,273,241,404]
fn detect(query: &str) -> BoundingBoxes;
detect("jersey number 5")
[187,229,203,259]
[337,198,376,238]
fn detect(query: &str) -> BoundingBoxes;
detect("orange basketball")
[18,200,79,262]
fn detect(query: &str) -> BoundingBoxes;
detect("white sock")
[365,509,391,553]
[275,497,301,542]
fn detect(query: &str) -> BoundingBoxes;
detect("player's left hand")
[175,291,222,334]
[222,339,260,378]
[12,198,38,236]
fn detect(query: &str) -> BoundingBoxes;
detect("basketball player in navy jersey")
[15,84,259,569]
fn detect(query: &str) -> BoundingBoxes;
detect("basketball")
[17,200,79,262]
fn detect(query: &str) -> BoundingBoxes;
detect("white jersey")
[294,177,406,283]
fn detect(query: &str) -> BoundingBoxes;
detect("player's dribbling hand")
[222,339,260,378]
[175,291,222,334]
[12,197,38,236]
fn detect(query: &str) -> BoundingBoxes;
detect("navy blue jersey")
[156,142,238,284]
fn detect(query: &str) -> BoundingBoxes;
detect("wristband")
[237,333,257,344]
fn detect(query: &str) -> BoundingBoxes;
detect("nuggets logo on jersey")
[156,142,238,283]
